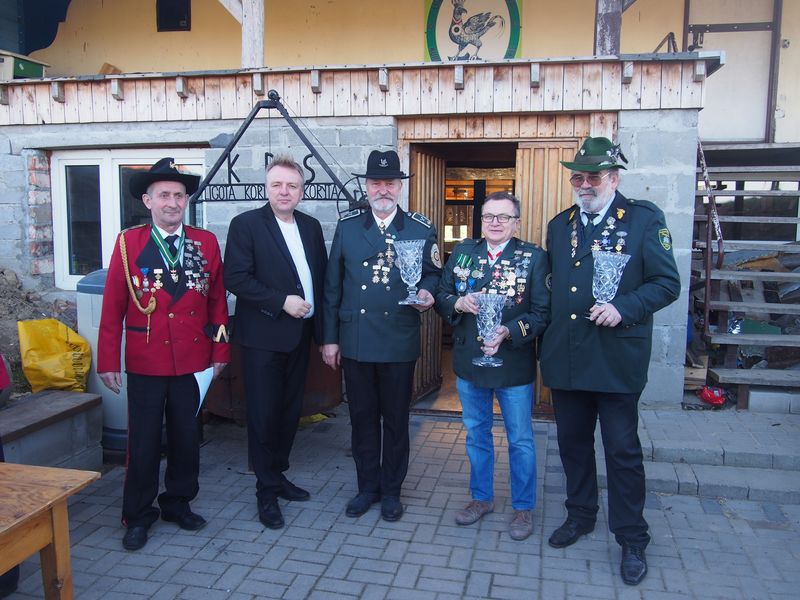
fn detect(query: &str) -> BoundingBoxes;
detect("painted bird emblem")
[448,0,506,61]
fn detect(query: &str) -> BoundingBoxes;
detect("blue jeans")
[456,377,537,510]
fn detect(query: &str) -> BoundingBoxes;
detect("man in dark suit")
[98,158,230,551]
[321,150,442,522]
[435,191,549,541]
[224,155,327,529]
[540,137,680,585]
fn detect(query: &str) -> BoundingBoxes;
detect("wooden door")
[515,140,579,413]
[409,146,446,402]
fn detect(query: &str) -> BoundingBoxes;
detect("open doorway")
[409,142,517,415]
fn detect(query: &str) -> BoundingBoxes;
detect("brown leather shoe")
[509,510,533,541]
[454,500,494,526]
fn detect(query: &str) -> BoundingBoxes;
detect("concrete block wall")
[618,109,699,406]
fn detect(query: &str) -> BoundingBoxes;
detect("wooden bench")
[708,367,800,410]
[0,462,99,599]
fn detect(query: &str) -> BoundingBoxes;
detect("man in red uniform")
[98,158,229,551]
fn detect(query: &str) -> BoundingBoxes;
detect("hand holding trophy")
[394,239,426,305]
[472,293,506,367]
[586,249,631,318]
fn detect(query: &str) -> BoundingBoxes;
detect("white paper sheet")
[194,366,215,417]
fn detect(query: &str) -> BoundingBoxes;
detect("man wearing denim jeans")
[435,191,550,540]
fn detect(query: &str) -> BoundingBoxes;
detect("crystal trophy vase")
[591,250,631,305]
[394,239,426,305]
[472,293,506,367]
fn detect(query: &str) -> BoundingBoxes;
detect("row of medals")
[135,240,210,297]
[136,267,173,299]
[570,213,628,258]
[453,249,533,305]
[372,237,396,285]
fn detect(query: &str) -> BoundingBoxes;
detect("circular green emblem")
[426,0,521,62]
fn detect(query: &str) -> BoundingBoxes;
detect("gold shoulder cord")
[119,232,157,343]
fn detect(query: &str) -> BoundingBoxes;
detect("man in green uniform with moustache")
[322,150,442,522]
[540,137,680,585]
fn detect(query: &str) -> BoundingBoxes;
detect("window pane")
[65,165,102,276]
[119,163,202,230]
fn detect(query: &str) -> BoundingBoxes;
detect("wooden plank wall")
[0,60,707,126]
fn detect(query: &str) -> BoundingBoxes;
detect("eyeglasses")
[480,214,518,224]
[569,172,610,187]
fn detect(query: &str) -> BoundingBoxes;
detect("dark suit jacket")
[224,203,327,351]
[322,208,442,363]
[435,237,550,389]
[540,192,680,393]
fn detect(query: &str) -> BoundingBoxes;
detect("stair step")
[697,165,800,181]
[708,333,800,347]
[709,367,800,387]
[693,240,800,252]
[632,463,800,502]
[707,300,800,315]
[694,214,800,224]
[695,189,800,197]
[709,269,800,282]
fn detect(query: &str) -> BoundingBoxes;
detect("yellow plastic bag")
[17,318,91,392]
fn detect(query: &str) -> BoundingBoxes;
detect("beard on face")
[574,186,615,214]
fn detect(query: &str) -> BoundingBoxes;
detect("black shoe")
[122,526,149,551]
[258,499,285,529]
[548,518,595,548]
[620,543,648,585]
[278,479,310,502]
[345,492,380,517]
[381,496,404,522]
[162,510,207,531]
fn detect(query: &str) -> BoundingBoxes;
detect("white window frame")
[51,148,205,290]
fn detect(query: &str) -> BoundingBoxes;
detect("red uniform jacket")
[98,224,230,376]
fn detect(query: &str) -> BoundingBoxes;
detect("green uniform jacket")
[435,237,550,388]
[322,208,442,362]
[540,192,681,393]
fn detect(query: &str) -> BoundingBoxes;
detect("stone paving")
[7,406,800,600]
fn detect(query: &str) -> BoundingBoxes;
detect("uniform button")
[384,311,389,316]
[164,340,171,345]
[361,284,367,290]
[190,310,196,316]
[574,261,581,267]
[296,284,302,289]
[363,261,369,267]
[168,312,175,318]
[360,308,366,314]
[570,314,577,320]
[570,286,577,293]
[385,286,391,291]
[193,337,199,342]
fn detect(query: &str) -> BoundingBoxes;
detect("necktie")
[165,234,178,258]
[583,213,599,240]
[378,222,386,235]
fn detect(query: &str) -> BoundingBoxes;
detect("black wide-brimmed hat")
[129,157,201,199]
[560,137,628,172]
[353,150,411,180]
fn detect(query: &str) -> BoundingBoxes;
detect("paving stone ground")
[7,406,800,600]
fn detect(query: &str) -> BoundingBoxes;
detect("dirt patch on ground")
[0,267,77,394]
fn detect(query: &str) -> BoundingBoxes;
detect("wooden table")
[0,462,100,599]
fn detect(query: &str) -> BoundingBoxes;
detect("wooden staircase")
[692,143,800,410]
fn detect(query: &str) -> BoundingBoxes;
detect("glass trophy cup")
[587,250,631,317]
[394,239,426,305]
[472,293,507,367]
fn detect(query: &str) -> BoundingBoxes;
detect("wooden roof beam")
[218,0,263,69]
[595,0,638,56]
